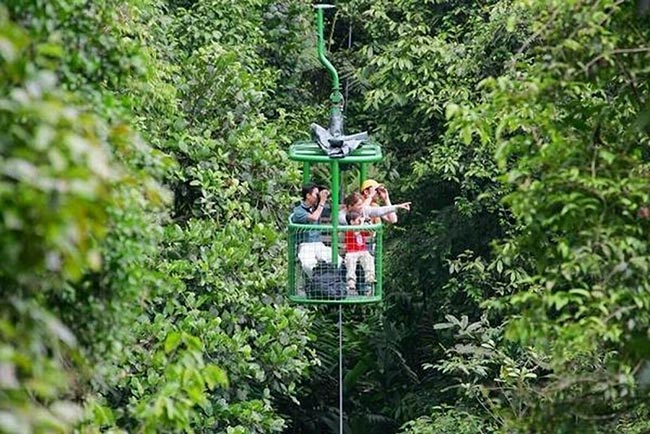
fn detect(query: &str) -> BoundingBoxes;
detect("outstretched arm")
[365,201,411,220]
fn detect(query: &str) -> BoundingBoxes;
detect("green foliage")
[399,406,494,434]
[0,9,120,432]
[1,0,318,432]
[441,0,650,432]
[301,0,650,433]
[0,17,113,287]
[0,299,82,433]
[5,0,650,433]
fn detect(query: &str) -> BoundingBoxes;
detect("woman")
[338,191,410,225]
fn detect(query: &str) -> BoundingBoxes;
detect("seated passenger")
[291,183,342,277]
[344,211,376,294]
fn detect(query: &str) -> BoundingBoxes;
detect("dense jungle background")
[2,0,650,433]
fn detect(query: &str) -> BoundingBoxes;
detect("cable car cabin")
[287,139,384,304]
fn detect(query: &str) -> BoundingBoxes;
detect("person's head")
[344,192,364,213]
[361,179,384,197]
[346,210,363,226]
[301,183,320,206]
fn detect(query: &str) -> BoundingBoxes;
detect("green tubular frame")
[315,4,340,102]
[330,159,339,262]
[359,164,368,185]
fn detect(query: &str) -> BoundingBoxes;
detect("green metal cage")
[288,220,383,304]
[287,139,385,305]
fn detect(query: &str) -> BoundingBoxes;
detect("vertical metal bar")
[331,159,339,262]
[359,163,367,188]
[376,225,383,298]
[339,305,343,434]
[339,168,345,205]
[288,227,296,296]
[303,162,311,185]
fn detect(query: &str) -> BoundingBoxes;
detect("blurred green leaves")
[0,1,317,433]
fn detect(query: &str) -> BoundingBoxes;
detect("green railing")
[288,220,383,304]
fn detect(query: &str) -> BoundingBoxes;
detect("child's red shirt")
[344,230,370,253]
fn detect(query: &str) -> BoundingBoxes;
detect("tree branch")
[584,47,650,73]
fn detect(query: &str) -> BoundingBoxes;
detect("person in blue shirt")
[291,183,342,277]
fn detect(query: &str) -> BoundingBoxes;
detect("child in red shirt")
[344,211,376,294]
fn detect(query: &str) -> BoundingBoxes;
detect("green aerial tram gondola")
[287,4,386,305]
[285,6,407,432]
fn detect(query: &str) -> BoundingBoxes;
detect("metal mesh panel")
[288,221,383,304]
